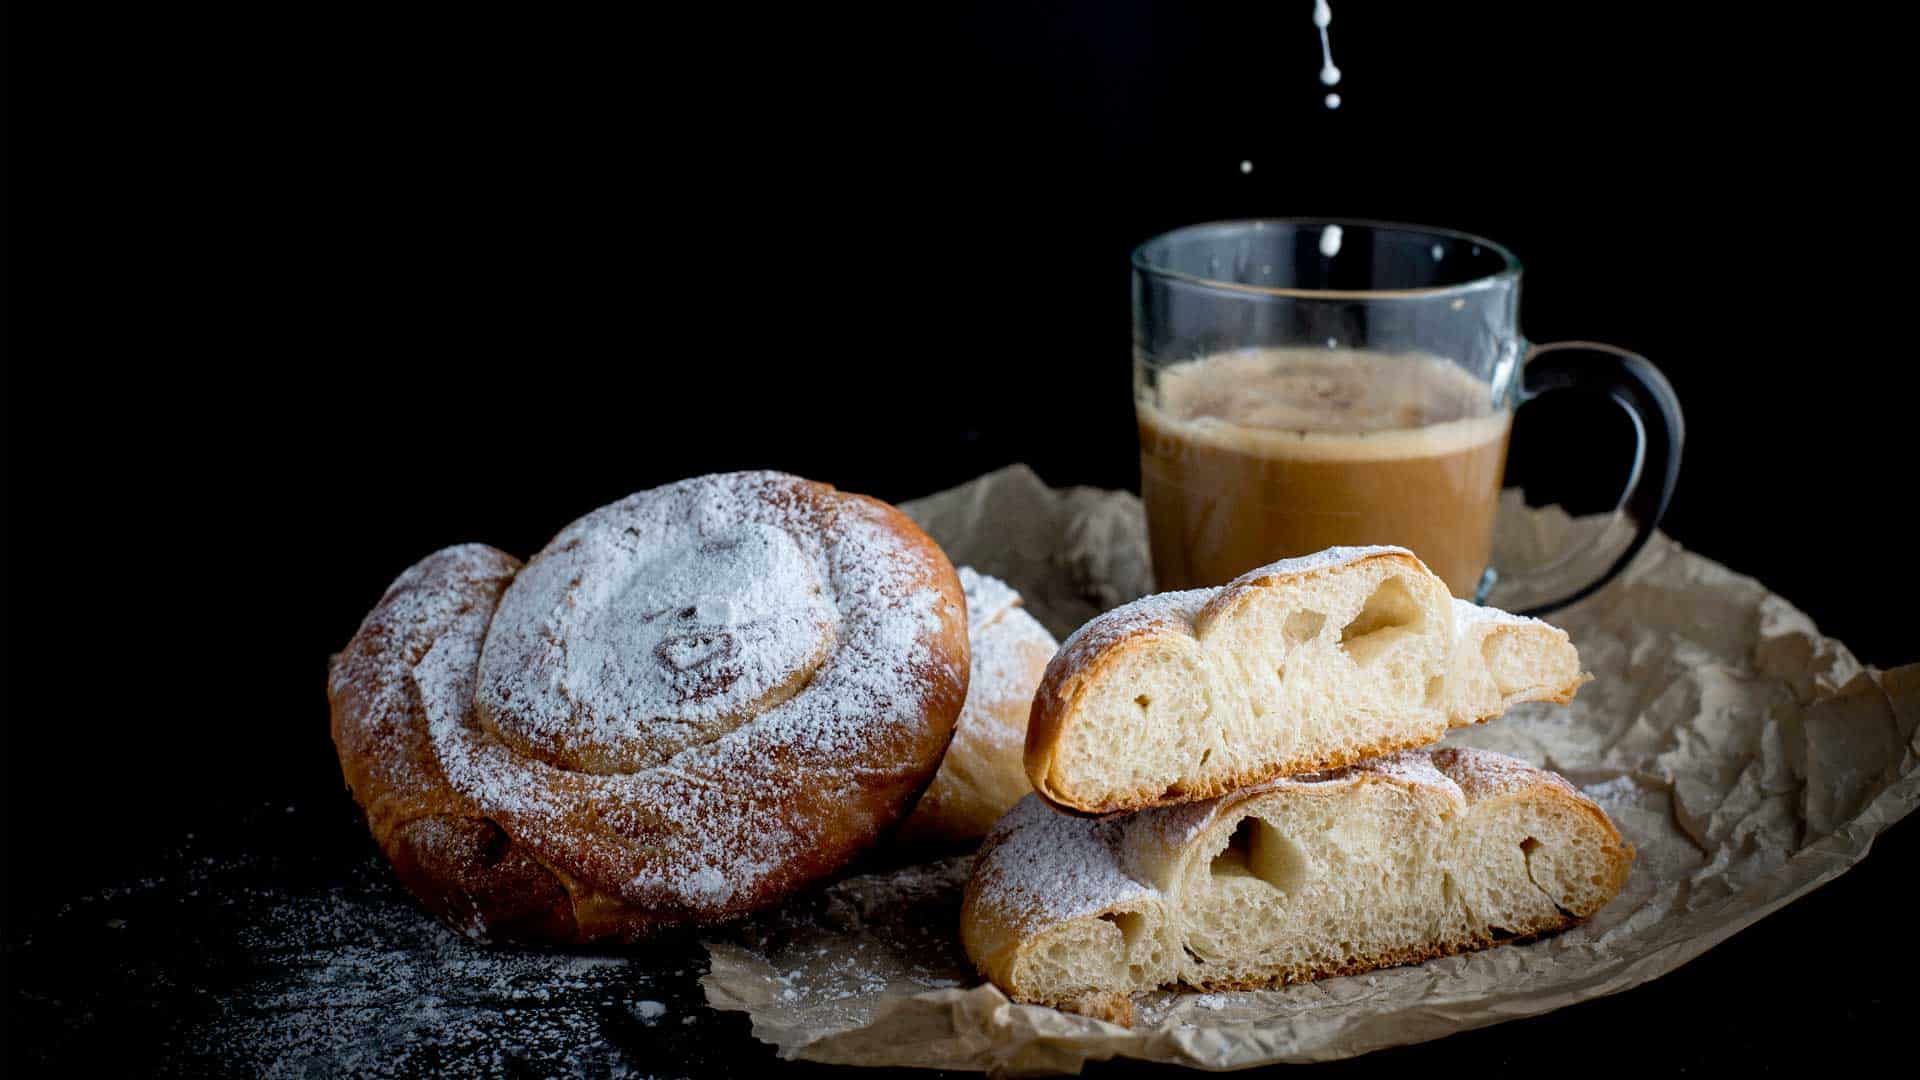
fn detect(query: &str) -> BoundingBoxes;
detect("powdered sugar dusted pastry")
[328,472,970,943]
[897,568,1059,848]
[1024,547,1587,814]
[962,747,1632,1025]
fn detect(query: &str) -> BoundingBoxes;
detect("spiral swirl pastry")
[328,472,970,943]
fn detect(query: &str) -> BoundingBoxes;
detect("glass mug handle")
[1491,341,1686,616]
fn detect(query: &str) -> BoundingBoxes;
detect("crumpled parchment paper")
[703,465,1920,1074]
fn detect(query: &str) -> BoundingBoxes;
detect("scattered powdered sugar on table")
[700,856,979,1039]
[8,806,719,1078]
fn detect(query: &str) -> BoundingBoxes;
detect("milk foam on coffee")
[1144,347,1507,457]
[1138,347,1512,597]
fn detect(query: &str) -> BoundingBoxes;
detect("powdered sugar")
[1049,588,1211,685]
[1453,596,1551,631]
[967,796,1157,932]
[14,816,702,1078]
[341,472,965,926]
[955,567,1057,751]
[702,856,978,1041]
[1430,746,1583,802]
[327,543,519,826]
[480,510,839,773]
[1355,748,1466,802]
[1229,545,1416,588]
[957,565,1021,628]
[1044,546,1417,694]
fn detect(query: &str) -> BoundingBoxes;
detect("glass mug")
[1133,219,1683,614]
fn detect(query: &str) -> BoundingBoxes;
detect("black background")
[8,1,1919,1074]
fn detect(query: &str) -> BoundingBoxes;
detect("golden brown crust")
[1526,679,1584,708]
[327,544,595,940]
[324,545,514,839]
[1050,992,1135,1026]
[384,815,580,942]
[328,475,969,944]
[1171,918,1581,998]
[1042,919,1587,1027]
[1425,746,1636,906]
[1023,598,1202,813]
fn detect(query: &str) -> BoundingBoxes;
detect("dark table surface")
[7,792,1914,1077]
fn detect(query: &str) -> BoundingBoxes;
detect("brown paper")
[702,465,1920,1074]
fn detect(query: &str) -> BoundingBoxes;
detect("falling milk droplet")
[1314,1,1341,106]
[1241,160,1254,174]
[1320,224,1343,258]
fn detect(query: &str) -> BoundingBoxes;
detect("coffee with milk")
[1137,347,1510,598]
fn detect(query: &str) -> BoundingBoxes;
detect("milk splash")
[1314,0,1341,108]
[1319,224,1344,258]
[1244,2,1342,175]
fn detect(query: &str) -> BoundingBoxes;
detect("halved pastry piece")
[963,747,1631,1025]
[1024,547,1587,814]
